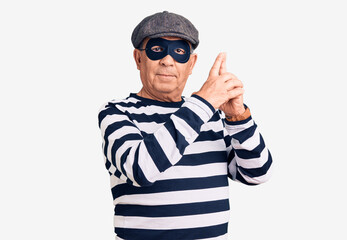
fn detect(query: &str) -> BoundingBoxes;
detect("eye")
[174,48,186,55]
[151,46,164,52]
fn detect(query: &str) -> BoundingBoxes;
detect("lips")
[157,73,175,77]
[158,73,175,77]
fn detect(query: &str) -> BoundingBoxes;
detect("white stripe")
[224,118,254,135]
[232,128,260,150]
[184,139,226,155]
[228,158,237,180]
[134,117,223,136]
[108,164,117,176]
[121,144,140,186]
[120,105,179,115]
[108,97,140,105]
[105,124,158,186]
[157,163,228,180]
[111,125,140,139]
[225,144,233,156]
[133,116,223,136]
[155,127,182,165]
[171,114,199,143]
[183,103,211,123]
[236,147,269,169]
[186,96,215,121]
[110,174,125,188]
[201,120,224,133]
[237,162,273,184]
[114,210,230,230]
[116,140,162,186]
[113,139,140,166]
[197,233,228,240]
[110,139,139,181]
[114,186,230,205]
[99,96,141,117]
[106,136,138,183]
[133,121,162,133]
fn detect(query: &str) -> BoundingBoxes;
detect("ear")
[133,49,141,70]
[188,53,198,75]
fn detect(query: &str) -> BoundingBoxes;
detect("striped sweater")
[98,93,273,240]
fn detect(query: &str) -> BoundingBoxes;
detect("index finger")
[219,53,227,75]
[209,52,226,76]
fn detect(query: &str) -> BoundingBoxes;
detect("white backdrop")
[1,0,346,239]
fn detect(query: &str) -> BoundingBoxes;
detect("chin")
[155,86,177,94]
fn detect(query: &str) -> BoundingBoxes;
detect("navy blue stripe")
[227,148,235,165]
[165,120,189,155]
[114,169,122,180]
[132,145,152,186]
[129,93,184,108]
[98,105,121,127]
[209,111,221,122]
[224,134,232,148]
[108,101,140,109]
[115,223,228,240]
[98,108,110,127]
[105,159,111,172]
[195,130,224,142]
[144,134,172,172]
[231,122,257,144]
[104,120,135,135]
[112,175,228,199]
[125,112,173,123]
[115,199,230,217]
[125,178,133,185]
[238,149,273,178]
[103,120,136,157]
[234,134,266,159]
[175,107,204,133]
[110,169,134,199]
[177,151,228,166]
[235,170,258,186]
[120,148,131,179]
[111,133,142,166]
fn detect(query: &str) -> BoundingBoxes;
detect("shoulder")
[97,94,143,126]
[98,94,142,113]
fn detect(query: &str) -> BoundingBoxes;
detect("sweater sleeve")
[223,106,273,185]
[98,95,215,187]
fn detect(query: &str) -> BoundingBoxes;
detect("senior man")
[98,11,272,240]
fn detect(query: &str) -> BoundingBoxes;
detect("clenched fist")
[195,52,246,117]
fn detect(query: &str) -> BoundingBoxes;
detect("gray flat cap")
[131,11,199,50]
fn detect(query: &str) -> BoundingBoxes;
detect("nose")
[159,54,175,66]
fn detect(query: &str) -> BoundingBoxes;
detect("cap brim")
[146,32,198,49]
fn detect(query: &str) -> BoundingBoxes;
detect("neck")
[137,88,182,102]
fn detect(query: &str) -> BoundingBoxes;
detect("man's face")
[133,36,197,100]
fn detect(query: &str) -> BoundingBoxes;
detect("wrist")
[225,106,246,118]
[225,105,251,122]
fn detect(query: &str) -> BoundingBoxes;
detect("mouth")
[157,74,175,77]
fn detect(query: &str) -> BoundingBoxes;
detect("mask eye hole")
[174,48,186,55]
[151,46,164,52]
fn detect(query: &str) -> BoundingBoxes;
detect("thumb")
[209,52,226,76]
